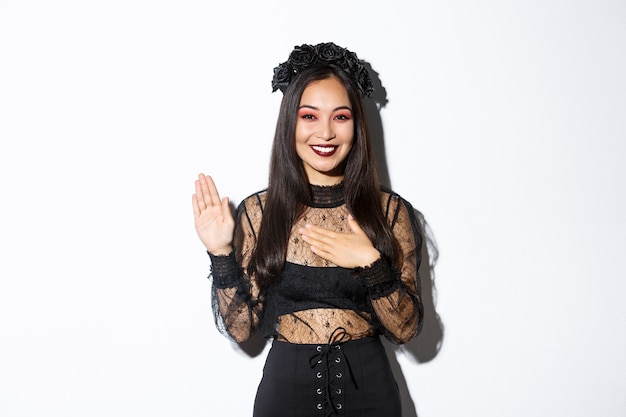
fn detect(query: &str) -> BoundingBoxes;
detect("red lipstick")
[310,145,338,156]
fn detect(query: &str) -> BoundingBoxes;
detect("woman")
[192,42,423,417]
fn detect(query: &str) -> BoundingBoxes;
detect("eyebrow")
[298,104,353,112]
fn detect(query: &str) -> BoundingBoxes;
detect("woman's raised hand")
[192,174,235,255]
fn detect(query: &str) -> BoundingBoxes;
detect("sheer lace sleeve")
[209,193,265,343]
[355,193,423,344]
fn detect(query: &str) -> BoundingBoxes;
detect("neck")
[306,173,344,186]
[309,182,344,208]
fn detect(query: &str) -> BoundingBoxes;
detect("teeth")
[312,146,336,153]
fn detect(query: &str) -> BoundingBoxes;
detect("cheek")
[340,126,355,147]
[295,130,309,149]
[338,121,354,138]
[295,123,312,144]
[294,138,308,160]
[343,141,354,157]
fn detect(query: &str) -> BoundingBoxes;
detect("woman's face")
[295,76,354,185]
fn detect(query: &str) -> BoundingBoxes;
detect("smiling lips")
[311,145,338,156]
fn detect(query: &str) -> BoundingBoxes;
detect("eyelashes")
[297,111,352,121]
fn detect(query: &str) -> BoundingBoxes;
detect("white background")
[1,1,625,416]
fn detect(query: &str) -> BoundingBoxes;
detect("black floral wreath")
[271,42,374,98]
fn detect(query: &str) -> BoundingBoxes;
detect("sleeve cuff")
[353,257,400,298]
[208,251,239,288]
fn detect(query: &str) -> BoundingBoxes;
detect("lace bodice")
[209,183,423,345]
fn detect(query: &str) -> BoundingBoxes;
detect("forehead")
[299,77,351,107]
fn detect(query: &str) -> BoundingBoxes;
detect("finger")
[221,196,231,220]
[302,224,337,241]
[194,180,206,210]
[198,173,217,207]
[192,194,201,217]
[204,175,222,206]
[300,232,334,252]
[347,215,365,235]
[309,245,333,261]
[304,233,340,255]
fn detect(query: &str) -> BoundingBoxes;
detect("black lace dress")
[208,183,423,417]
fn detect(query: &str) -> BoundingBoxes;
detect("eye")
[334,113,352,121]
[298,110,317,120]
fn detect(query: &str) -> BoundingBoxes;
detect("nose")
[317,119,336,141]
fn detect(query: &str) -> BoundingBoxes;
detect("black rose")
[316,42,345,63]
[342,51,360,75]
[271,42,374,98]
[288,44,318,70]
[356,67,374,97]
[271,63,293,93]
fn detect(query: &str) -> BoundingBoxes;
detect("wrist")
[358,249,381,268]
[353,257,399,297]
[207,247,233,256]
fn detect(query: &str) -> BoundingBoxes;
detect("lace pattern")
[209,184,423,345]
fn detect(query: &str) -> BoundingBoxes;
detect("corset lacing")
[308,327,358,416]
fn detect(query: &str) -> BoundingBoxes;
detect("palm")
[192,174,234,255]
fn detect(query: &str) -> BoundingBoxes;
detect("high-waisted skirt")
[253,336,401,417]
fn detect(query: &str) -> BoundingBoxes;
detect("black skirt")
[253,336,401,417]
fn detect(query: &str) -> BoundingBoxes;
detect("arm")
[298,194,423,344]
[210,195,265,343]
[361,194,423,344]
[192,174,263,343]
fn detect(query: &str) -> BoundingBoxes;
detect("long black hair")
[248,64,401,288]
